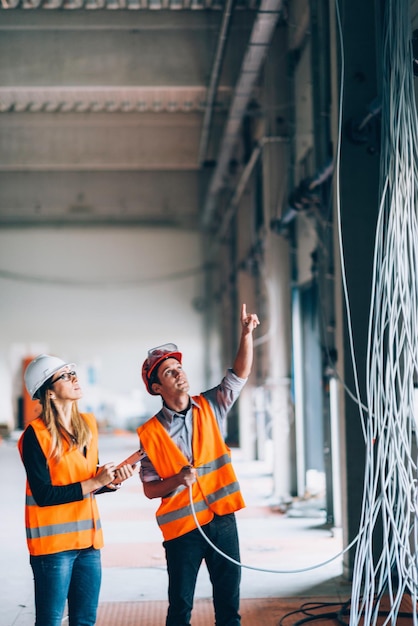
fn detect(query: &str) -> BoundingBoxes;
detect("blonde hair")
[38,382,92,461]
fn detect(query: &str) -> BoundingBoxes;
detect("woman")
[18,353,136,626]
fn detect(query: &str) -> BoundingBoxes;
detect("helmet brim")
[30,361,76,400]
[146,351,182,395]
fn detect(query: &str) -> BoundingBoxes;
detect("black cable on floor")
[278,599,351,625]
[277,597,415,625]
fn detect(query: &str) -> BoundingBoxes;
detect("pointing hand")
[241,303,260,333]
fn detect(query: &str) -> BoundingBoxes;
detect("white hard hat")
[24,354,75,400]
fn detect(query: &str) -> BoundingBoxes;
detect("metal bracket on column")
[345,97,381,154]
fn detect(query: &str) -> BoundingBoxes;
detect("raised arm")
[232,303,260,379]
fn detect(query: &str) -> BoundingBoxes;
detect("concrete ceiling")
[0,3,278,230]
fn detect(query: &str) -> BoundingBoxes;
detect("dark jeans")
[163,513,241,626]
[30,547,101,626]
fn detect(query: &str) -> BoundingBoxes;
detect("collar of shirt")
[157,397,201,463]
[159,396,201,426]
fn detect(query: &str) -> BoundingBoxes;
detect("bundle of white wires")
[349,0,418,624]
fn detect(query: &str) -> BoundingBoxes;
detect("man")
[137,303,260,626]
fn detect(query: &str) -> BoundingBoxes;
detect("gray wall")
[0,228,207,429]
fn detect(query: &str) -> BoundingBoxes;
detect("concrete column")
[336,0,381,577]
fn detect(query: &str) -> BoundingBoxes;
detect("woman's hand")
[113,462,140,484]
[81,462,117,495]
[95,462,118,487]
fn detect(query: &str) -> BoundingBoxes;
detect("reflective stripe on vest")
[157,480,242,527]
[137,395,245,541]
[25,492,91,507]
[167,454,232,497]
[18,413,104,556]
[26,517,102,540]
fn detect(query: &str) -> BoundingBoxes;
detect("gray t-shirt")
[139,368,246,483]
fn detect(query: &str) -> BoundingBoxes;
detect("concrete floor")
[1,430,351,626]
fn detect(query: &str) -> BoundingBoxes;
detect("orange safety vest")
[18,413,104,556]
[137,395,245,541]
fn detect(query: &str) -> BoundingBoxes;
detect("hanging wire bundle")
[349,0,418,624]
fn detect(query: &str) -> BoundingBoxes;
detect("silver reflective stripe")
[195,454,230,476]
[206,481,241,505]
[164,455,232,496]
[157,480,240,527]
[26,493,91,506]
[168,484,187,497]
[27,517,102,540]
[157,497,209,527]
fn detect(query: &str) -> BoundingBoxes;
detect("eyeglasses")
[50,370,77,384]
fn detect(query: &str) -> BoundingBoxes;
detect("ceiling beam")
[201,0,284,228]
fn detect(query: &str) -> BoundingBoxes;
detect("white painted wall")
[0,227,208,430]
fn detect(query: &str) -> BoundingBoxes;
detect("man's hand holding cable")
[143,465,196,499]
[178,465,197,487]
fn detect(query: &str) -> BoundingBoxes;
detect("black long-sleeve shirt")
[20,425,111,507]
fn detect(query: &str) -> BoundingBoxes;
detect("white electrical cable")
[186,4,418,620]
[333,0,368,443]
[187,3,418,623]
[348,0,418,624]
[188,485,357,575]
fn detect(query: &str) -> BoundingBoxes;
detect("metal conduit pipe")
[217,135,287,241]
[201,0,284,229]
[205,135,285,261]
[198,0,236,167]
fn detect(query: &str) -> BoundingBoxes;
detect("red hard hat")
[141,343,182,395]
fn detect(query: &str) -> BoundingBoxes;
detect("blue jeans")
[30,547,102,626]
[163,513,241,626]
